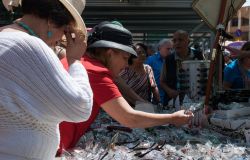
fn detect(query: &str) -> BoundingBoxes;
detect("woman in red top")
[58,21,193,154]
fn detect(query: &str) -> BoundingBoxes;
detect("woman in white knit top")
[0,0,93,159]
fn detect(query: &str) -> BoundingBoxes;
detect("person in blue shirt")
[224,42,250,89]
[145,39,173,105]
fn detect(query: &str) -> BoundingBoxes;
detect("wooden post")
[204,0,228,113]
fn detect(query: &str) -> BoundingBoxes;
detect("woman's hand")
[170,110,193,126]
[65,26,87,64]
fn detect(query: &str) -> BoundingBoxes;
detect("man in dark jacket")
[160,30,204,104]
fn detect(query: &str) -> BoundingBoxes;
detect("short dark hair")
[128,45,137,65]
[22,0,74,27]
[128,43,147,65]
[136,43,147,53]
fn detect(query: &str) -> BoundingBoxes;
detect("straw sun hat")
[2,0,87,33]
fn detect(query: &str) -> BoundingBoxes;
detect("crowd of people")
[0,0,249,159]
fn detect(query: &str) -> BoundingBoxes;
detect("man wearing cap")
[59,22,193,154]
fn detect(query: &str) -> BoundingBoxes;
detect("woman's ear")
[102,49,113,68]
[106,49,113,57]
[47,19,55,38]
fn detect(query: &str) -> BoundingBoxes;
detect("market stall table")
[59,110,250,160]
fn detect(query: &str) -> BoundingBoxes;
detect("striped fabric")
[120,64,157,101]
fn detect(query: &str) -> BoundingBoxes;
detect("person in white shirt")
[0,0,93,159]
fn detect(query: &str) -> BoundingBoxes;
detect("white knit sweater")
[0,32,93,160]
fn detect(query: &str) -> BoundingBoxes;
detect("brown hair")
[87,48,111,68]
[87,48,125,68]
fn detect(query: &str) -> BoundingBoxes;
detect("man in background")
[160,30,204,104]
[145,39,173,105]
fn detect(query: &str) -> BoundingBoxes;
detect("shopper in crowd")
[136,42,148,56]
[160,30,204,104]
[0,0,93,159]
[145,39,173,106]
[146,43,156,57]
[119,43,160,105]
[224,42,250,89]
[59,21,193,154]
[223,50,232,66]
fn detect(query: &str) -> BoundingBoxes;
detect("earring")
[47,31,53,38]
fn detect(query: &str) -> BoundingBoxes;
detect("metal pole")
[248,7,250,40]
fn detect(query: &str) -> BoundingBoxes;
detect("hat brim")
[88,40,137,56]
[59,0,87,42]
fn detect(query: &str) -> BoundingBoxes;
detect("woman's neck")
[242,63,250,71]
[178,48,189,59]
[239,59,249,72]
[131,63,144,72]
[17,15,48,40]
